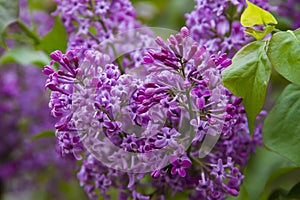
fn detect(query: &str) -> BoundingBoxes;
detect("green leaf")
[242,147,294,200]
[287,182,300,199]
[31,130,54,141]
[27,0,48,11]
[222,40,271,134]
[0,46,50,68]
[0,0,20,47]
[241,0,277,27]
[263,84,300,166]
[37,17,67,54]
[16,20,40,45]
[267,29,300,85]
[244,25,275,40]
[260,167,300,200]
[267,189,288,200]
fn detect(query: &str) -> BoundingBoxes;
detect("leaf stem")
[16,20,40,45]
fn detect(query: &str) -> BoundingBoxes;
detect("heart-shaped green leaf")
[267,29,300,86]
[241,0,277,27]
[222,40,271,134]
[263,84,300,166]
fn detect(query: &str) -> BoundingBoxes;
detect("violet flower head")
[44,48,86,160]
[44,24,264,199]
[53,0,154,72]
[53,0,142,50]
[170,156,192,177]
[77,155,115,199]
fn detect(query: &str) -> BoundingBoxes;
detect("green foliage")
[0,46,50,68]
[0,0,19,47]
[241,147,294,200]
[263,84,300,166]
[226,1,300,145]
[58,179,89,200]
[267,189,288,200]
[131,0,194,30]
[244,25,275,40]
[241,0,277,27]
[37,17,68,54]
[287,182,300,199]
[28,0,52,11]
[31,130,55,141]
[260,167,300,199]
[222,41,272,134]
[241,0,277,40]
[15,20,40,45]
[267,29,300,86]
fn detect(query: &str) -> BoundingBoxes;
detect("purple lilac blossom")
[47,0,153,162]
[53,0,142,50]
[53,0,154,73]
[45,48,85,160]
[44,26,263,199]
[185,0,274,57]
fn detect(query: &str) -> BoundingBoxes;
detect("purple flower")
[132,190,150,200]
[53,0,142,51]
[170,156,192,177]
[56,131,84,160]
[77,154,135,199]
[155,127,180,148]
[44,24,265,200]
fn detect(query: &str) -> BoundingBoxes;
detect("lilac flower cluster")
[53,0,142,50]
[47,0,154,163]
[44,48,85,160]
[53,0,154,74]
[278,0,300,29]
[185,0,273,56]
[44,25,263,199]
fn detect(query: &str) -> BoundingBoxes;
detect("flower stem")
[90,0,125,74]
[179,57,195,153]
